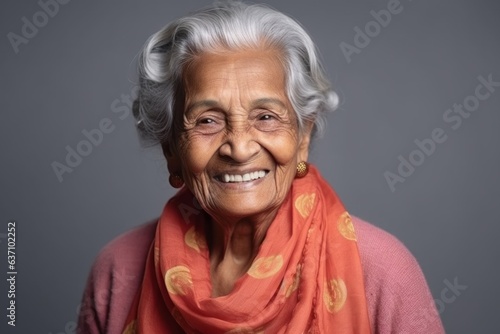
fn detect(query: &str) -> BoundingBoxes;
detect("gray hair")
[133,0,338,145]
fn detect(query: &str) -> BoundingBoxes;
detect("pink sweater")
[77,216,445,333]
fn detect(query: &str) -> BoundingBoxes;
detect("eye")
[192,114,225,135]
[254,112,282,132]
[259,114,274,121]
[198,118,215,124]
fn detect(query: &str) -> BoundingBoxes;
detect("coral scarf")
[123,165,371,333]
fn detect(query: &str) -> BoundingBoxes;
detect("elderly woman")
[78,1,444,333]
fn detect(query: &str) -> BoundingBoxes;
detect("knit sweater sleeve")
[77,220,157,334]
[353,216,445,334]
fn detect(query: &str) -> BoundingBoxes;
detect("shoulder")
[77,220,157,334]
[95,219,157,268]
[353,215,418,279]
[352,216,445,334]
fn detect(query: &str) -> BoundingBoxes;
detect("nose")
[218,127,260,163]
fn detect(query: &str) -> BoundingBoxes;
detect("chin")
[209,197,274,220]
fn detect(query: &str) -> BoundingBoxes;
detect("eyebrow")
[251,98,287,109]
[185,97,287,115]
[185,100,219,116]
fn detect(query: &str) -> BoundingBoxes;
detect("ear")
[162,141,182,176]
[297,121,314,162]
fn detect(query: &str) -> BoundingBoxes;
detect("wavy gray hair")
[133,0,338,145]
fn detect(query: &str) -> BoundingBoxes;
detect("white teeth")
[219,171,267,183]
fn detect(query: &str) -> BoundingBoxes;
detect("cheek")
[262,131,300,165]
[179,134,220,175]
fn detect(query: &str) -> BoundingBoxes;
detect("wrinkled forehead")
[185,49,284,87]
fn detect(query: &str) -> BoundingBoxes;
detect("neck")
[208,210,277,297]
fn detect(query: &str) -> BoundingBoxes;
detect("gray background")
[1,0,499,333]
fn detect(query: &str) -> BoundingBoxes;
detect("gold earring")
[296,161,309,178]
[169,174,184,188]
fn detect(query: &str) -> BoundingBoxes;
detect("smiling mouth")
[216,170,268,183]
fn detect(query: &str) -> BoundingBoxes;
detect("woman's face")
[169,48,312,221]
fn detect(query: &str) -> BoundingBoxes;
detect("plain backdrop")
[1,0,499,333]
